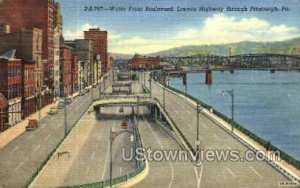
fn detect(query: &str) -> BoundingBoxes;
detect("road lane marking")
[226,167,236,178]
[249,166,263,179]
[10,146,19,155]
[213,134,220,140]
[55,124,61,130]
[194,166,203,188]
[45,133,51,141]
[33,145,40,152]
[27,134,34,140]
[40,124,46,129]
[119,167,122,175]
[90,151,95,159]
[15,162,24,170]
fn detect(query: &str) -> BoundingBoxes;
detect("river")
[170,70,300,160]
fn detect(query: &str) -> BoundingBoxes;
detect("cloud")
[64,23,96,39]
[64,23,121,41]
[64,15,299,54]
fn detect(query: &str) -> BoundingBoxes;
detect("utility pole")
[64,104,67,137]
[149,72,152,98]
[110,128,113,187]
[223,89,234,133]
[163,86,165,108]
[99,81,101,99]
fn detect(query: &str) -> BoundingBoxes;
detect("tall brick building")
[21,61,36,119]
[0,28,43,90]
[84,28,108,79]
[60,46,72,97]
[0,0,63,91]
[71,52,78,94]
[0,50,22,131]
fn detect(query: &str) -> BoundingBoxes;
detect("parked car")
[92,84,97,88]
[26,119,38,131]
[64,98,72,105]
[85,88,90,93]
[57,101,65,109]
[48,106,58,115]
[79,90,85,96]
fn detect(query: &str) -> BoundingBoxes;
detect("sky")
[57,0,300,54]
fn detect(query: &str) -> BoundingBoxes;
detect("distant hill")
[148,37,300,57]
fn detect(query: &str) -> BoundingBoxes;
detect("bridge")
[162,53,300,69]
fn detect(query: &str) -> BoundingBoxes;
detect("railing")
[158,81,300,172]
[152,98,196,157]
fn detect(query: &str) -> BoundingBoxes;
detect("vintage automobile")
[48,106,58,115]
[25,119,38,131]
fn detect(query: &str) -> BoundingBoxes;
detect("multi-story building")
[60,45,72,97]
[0,93,8,131]
[84,28,108,79]
[53,30,61,97]
[0,50,22,131]
[21,60,36,119]
[0,23,10,35]
[71,52,78,94]
[0,27,43,90]
[0,0,63,92]
[65,39,94,89]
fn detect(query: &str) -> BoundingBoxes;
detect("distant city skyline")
[58,0,300,54]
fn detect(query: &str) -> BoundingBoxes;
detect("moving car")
[26,119,38,131]
[57,101,65,109]
[64,98,72,105]
[48,106,58,115]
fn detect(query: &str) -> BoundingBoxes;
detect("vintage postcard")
[0,0,299,187]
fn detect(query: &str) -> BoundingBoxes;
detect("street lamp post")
[149,72,152,98]
[163,86,165,108]
[196,103,200,153]
[64,102,67,137]
[222,89,234,133]
[99,81,102,99]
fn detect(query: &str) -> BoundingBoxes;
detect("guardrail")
[156,81,300,183]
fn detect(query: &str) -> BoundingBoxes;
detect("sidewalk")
[0,101,57,150]
[0,91,82,150]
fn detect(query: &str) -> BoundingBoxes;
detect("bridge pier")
[270,68,275,73]
[230,69,234,74]
[183,76,187,85]
[205,70,212,85]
